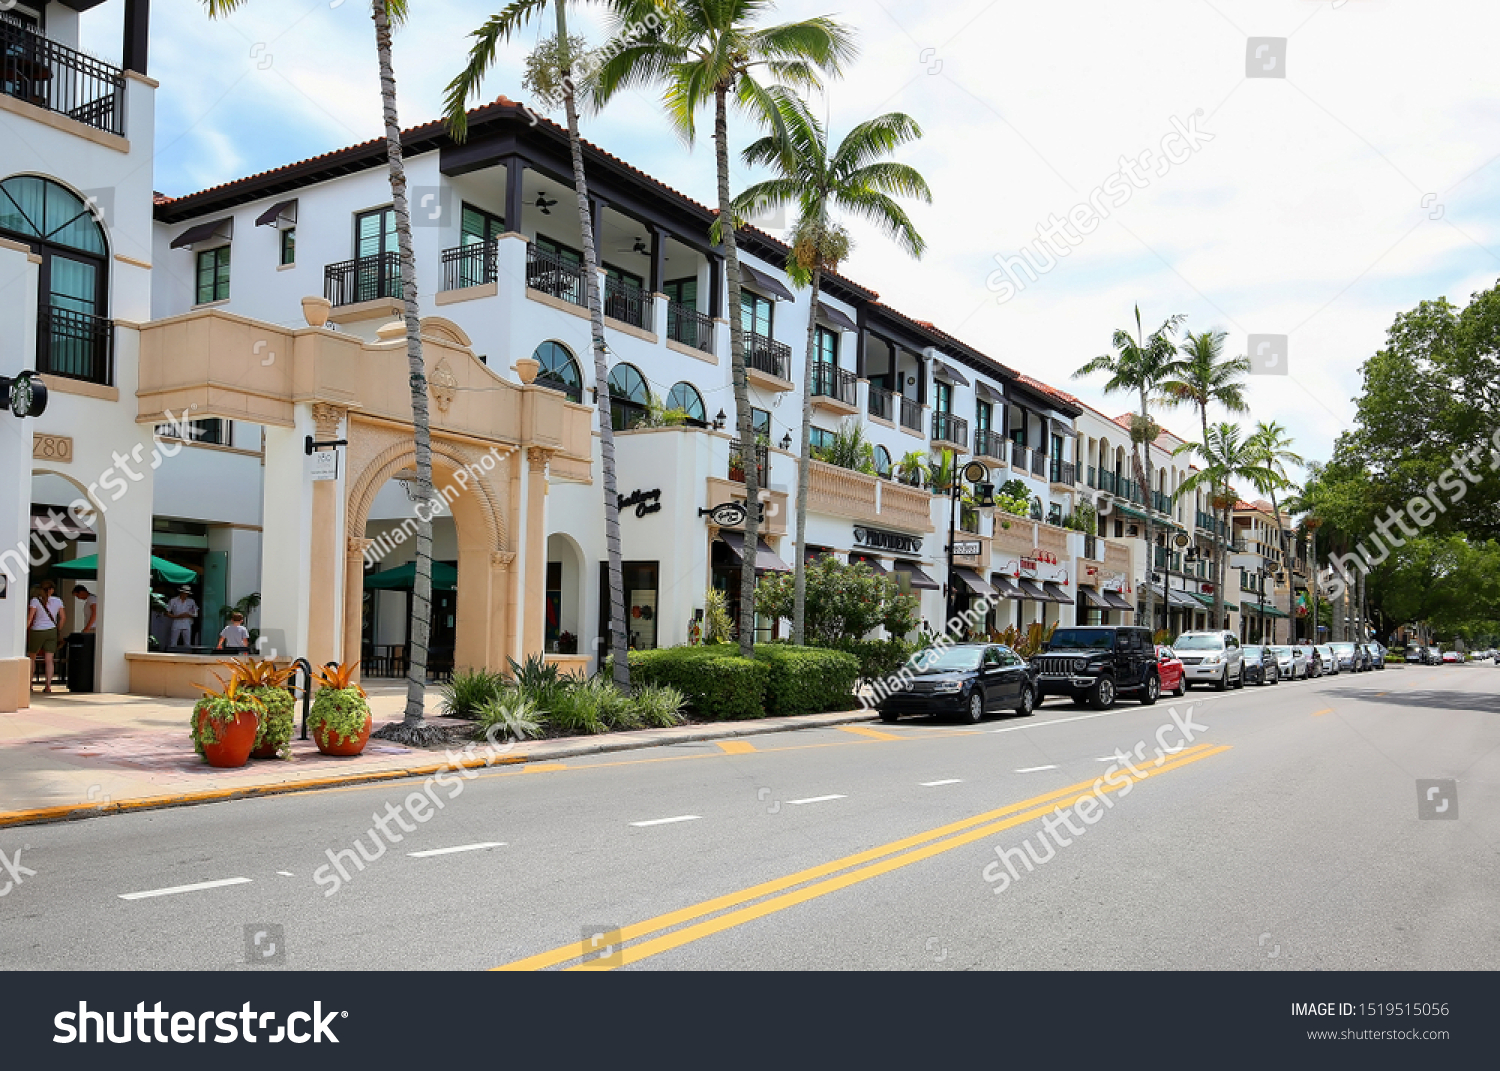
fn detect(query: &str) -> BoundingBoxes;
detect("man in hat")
[166,585,198,650]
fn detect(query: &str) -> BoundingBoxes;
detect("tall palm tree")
[731,91,929,644]
[1175,422,1272,631]
[1159,329,1250,452]
[1074,306,1185,634]
[594,0,856,657]
[443,0,633,688]
[1246,420,1304,639]
[205,0,442,742]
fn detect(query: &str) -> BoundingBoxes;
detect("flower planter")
[314,712,372,757]
[307,665,372,757]
[194,706,259,768]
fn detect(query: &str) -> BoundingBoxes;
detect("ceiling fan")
[533,192,558,215]
[617,236,650,255]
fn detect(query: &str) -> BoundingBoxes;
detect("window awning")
[1015,578,1049,601]
[716,530,793,573]
[1079,587,1111,609]
[850,553,887,574]
[933,359,970,387]
[976,380,1006,404]
[894,560,940,591]
[952,566,993,597]
[255,199,297,227]
[1188,591,1238,612]
[818,301,858,333]
[1165,588,1201,609]
[170,217,233,249]
[990,574,1024,599]
[1095,589,1132,611]
[1243,599,1289,618]
[1041,581,1072,604]
[740,263,794,302]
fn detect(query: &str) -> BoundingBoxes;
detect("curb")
[0,709,880,830]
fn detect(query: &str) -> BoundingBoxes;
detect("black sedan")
[878,643,1038,724]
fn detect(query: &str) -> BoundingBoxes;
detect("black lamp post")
[944,461,992,632]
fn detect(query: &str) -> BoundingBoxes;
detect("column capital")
[491,551,516,568]
[347,536,374,562]
[527,448,554,475]
[311,402,347,441]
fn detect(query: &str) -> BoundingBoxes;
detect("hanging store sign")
[618,488,662,518]
[853,526,924,556]
[1,372,48,419]
[309,449,339,481]
[952,540,982,557]
[700,501,749,528]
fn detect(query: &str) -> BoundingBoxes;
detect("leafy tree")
[1175,422,1273,629]
[754,556,916,644]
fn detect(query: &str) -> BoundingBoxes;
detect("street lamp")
[945,460,992,631]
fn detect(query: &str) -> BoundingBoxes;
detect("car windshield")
[1331,643,1355,654]
[1173,635,1225,650]
[907,647,982,672]
[1243,646,1265,661]
[1047,630,1115,651]
[1270,646,1294,656]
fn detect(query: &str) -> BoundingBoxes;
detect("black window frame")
[740,289,773,338]
[195,245,231,304]
[533,340,583,403]
[279,227,295,266]
[607,362,651,431]
[815,325,838,367]
[461,202,505,246]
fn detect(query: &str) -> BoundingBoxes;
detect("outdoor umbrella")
[50,554,199,584]
[363,561,458,591]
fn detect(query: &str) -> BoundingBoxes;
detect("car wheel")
[1234,667,1245,689]
[1015,684,1035,717]
[963,691,984,725]
[879,709,899,723]
[1091,676,1116,710]
[1139,673,1160,706]
[1173,678,1185,697]
[1213,668,1228,692]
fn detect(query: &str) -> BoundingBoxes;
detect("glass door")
[354,207,398,302]
[45,253,100,379]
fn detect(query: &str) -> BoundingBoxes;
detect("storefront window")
[599,561,659,650]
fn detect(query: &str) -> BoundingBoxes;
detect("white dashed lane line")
[118,877,253,901]
[920,779,963,787]
[407,842,506,858]
[1014,765,1058,773]
[787,795,847,806]
[630,815,702,827]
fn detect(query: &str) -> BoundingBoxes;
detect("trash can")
[66,632,95,693]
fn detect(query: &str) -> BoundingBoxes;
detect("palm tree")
[731,91,929,644]
[593,0,856,657]
[1246,420,1305,638]
[1073,306,1185,634]
[1159,330,1250,451]
[205,0,442,743]
[1174,422,1273,631]
[443,0,633,688]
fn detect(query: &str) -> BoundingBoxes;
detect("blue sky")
[82,0,1500,474]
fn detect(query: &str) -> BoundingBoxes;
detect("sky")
[81,0,1500,478]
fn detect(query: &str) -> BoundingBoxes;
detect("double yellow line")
[495,741,1231,971]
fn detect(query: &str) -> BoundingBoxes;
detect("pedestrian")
[216,611,250,652]
[73,584,98,633]
[27,581,65,693]
[166,585,198,649]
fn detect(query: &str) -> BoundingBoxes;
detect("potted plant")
[228,658,297,760]
[557,631,578,654]
[190,673,265,768]
[307,661,371,756]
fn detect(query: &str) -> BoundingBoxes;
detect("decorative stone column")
[343,536,374,681]
[307,402,346,667]
[521,448,553,659]
[491,550,516,671]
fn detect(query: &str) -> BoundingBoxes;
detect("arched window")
[0,176,109,384]
[532,341,581,402]
[874,445,892,478]
[665,381,706,424]
[607,363,650,430]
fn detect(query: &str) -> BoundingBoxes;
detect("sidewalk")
[0,683,877,828]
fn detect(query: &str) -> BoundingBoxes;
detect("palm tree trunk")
[791,266,822,646]
[1268,486,1290,644]
[372,0,431,729]
[717,84,759,659]
[556,3,628,688]
[1138,386,1155,636]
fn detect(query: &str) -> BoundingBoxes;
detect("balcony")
[931,411,968,451]
[526,245,587,307]
[441,241,496,291]
[810,361,857,415]
[325,252,401,308]
[1152,490,1171,514]
[604,276,649,330]
[1051,459,1076,486]
[667,301,713,354]
[37,306,113,385]
[1030,448,1047,479]
[867,384,894,423]
[974,428,1006,463]
[1,19,125,136]
[806,457,933,533]
[744,331,792,390]
[727,438,768,486]
[898,394,923,433]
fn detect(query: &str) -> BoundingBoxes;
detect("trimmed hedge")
[758,645,861,717]
[619,646,770,721]
[811,637,917,682]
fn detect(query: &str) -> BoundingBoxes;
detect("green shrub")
[631,683,688,728]
[243,684,296,759]
[544,675,632,735]
[440,668,507,719]
[308,686,370,747]
[508,653,567,711]
[814,638,918,682]
[757,645,860,717]
[477,691,545,743]
[621,647,770,720]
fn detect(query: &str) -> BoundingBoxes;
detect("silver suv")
[1171,631,1245,690]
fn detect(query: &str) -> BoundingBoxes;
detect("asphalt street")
[1,662,1495,970]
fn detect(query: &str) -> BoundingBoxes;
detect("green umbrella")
[50,554,199,584]
[363,561,458,591]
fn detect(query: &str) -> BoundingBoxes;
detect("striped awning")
[1100,590,1134,611]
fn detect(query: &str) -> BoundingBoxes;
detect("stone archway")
[342,423,517,679]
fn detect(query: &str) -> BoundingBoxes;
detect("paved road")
[2,663,1495,970]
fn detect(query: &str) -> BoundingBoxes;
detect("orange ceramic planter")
[198,708,259,768]
[314,713,372,757]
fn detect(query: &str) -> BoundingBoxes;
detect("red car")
[1155,645,1186,697]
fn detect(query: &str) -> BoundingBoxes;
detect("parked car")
[1171,631,1245,691]
[1030,626,1161,710]
[1367,642,1387,670]
[1442,650,1461,664]
[1427,646,1442,664]
[1315,644,1339,675]
[1241,645,1280,685]
[1329,642,1360,672]
[878,643,1038,723]
[1155,645,1186,697]
[1269,645,1308,680]
[1297,645,1322,678]
[1404,646,1425,664]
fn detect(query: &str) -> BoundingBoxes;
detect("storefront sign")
[700,501,749,527]
[1,372,47,419]
[853,526,923,555]
[618,488,662,518]
[309,449,339,481]
[952,540,981,557]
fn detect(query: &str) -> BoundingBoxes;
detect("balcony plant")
[812,420,876,475]
[307,661,371,757]
[190,673,266,769]
[896,450,928,487]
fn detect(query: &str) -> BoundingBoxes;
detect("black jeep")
[1030,625,1161,710]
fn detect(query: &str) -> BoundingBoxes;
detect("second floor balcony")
[974,427,1006,462]
[744,331,792,391]
[867,384,894,423]
[898,394,923,433]
[810,361,857,414]
[1051,458,1076,486]
[325,251,401,308]
[37,305,112,386]
[1,18,125,136]
[441,240,496,291]
[727,438,769,486]
[526,245,586,308]
[931,410,968,451]
[666,301,713,354]
[603,275,649,330]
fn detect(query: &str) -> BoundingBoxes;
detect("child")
[217,611,251,652]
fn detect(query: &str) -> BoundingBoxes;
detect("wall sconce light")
[780,432,792,450]
[713,409,727,430]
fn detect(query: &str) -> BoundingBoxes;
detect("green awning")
[49,554,199,584]
[1242,600,1289,618]
[363,561,458,591]
[1188,591,1238,612]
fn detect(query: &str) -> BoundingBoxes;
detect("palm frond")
[443,0,552,141]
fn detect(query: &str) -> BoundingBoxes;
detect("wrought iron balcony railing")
[37,305,112,385]
[325,252,401,307]
[1,19,124,135]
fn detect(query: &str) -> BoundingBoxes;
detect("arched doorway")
[545,532,585,655]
